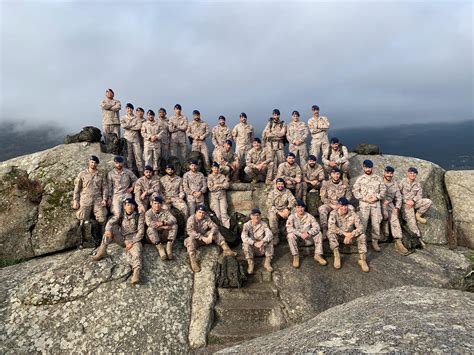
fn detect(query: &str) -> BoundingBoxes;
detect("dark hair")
[193,110,200,115]
[292,110,300,117]
[106,88,114,95]
[312,105,319,111]
[218,115,226,121]
[174,104,182,110]
[240,112,247,118]
[272,109,280,116]
[126,103,134,110]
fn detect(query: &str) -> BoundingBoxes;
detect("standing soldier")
[211,115,232,152]
[187,110,211,171]
[145,196,178,261]
[318,167,352,237]
[399,167,432,246]
[286,110,308,164]
[322,137,350,182]
[328,197,369,272]
[120,103,143,174]
[353,160,386,252]
[244,138,273,183]
[183,160,207,215]
[301,155,325,203]
[286,199,326,268]
[100,88,121,144]
[157,108,171,160]
[241,208,274,274]
[136,107,146,153]
[169,104,189,160]
[92,198,144,284]
[276,152,303,199]
[266,178,297,246]
[134,165,162,213]
[262,109,287,181]
[307,104,330,159]
[185,205,237,273]
[141,109,164,174]
[213,139,240,182]
[107,156,137,217]
[72,155,108,248]
[382,166,409,255]
[160,164,189,219]
[232,112,254,165]
[208,162,231,228]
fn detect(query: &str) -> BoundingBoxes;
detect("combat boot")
[358,253,369,272]
[292,255,300,269]
[131,267,141,284]
[263,256,273,272]
[247,259,254,274]
[166,242,174,260]
[189,254,201,273]
[394,239,409,255]
[155,244,167,260]
[372,239,381,252]
[222,242,237,257]
[91,243,107,261]
[333,248,341,269]
[314,254,328,266]
[416,212,427,224]
[419,238,427,249]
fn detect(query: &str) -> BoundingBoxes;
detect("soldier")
[183,160,207,215]
[100,88,121,144]
[328,197,369,272]
[120,103,143,174]
[399,167,432,245]
[307,104,330,159]
[72,155,108,248]
[213,139,240,182]
[266,178,297,246]
[286,199,326,268]
[134,165,162,213]
[322,137,350,182]
[244,138,273,183]
[208,162,231,228]
[169,104,189,161]
[241,208,274,274]
[382,166,409,255]
[185,205,237,273]
[318,167,352,236]
[286,110,308,164]
[262,109,287,181]
[353,160,386,252]
[276,152,303,199]
[157,108,171,160]
[211,115,232,151]
[145,196,178,261]
[187,110,211,171]
[141,109,164,174]
[107,156,137,217]
[301,155,325,203]
[92,198,144,284]
[232,112,254,165]
[136,107,146,152]
[160,164,189,219]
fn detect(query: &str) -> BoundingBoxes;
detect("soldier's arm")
[308,216,321,236]
[295,166,303,180]
[129,170,138,186]
[249,126,255,142]
[352,214,364,237]
[317,169,325,182]
[120,116,132,129]
[182,174,192,195]
[111,100,121,112]
[186,218,201,239]
[178,179,186,199]
[320,183,330,205]
[107,172,114,199]
[275,123,287,138]
[131,118,143,131]
[377,179,387,200]
[200,175,208,194]
[285,215,300,237]
[240,224,254,245]
[141,125,150,140]
[73,174,82,204]
[245,152,255,169]
[202,123,210,140]
[221,176,230,190]
[100,100,113,110]
[211,128,219,147]
[328,212,342,234]
[105,215,120,232]
[262,224,273,244]
[321,152,330,165]
[301,123,309,141]
[320,116,330,130]
[177,117,187,131]
[308,118,317,134]
[352,178,362,200]
[394,186,403,209]
[266,191,277,214]
[337,146,349,164]
[287,192,297,211]
[412,183,423,202]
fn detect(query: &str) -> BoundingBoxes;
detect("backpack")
[216,255,247,288]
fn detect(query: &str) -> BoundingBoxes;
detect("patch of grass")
[207,334,225,345]
[0,259,26,268]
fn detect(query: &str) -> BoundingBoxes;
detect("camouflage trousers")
[310,132,329,160]
[76,201,107,223]
[111,193,131,217]
[103,124,121,144]
[191,142,210,171]
[268,211,288,245]
[288,143,308,165]
[327,232,367,254]
[244,166,269,183]
[102,226,143,269]
[186,194,205,216]
[163,197,189,220]
[287,232,323,256]
[220,165,239,182]
[210,193,230,228]
[144,143,161,172]
[267,149,285,181]
[161,143,170,161]
[184,231,226,255]
[170,137,188,161]
[286,181,303,199]
[243,241,274,259]
[126,140,143,171]
[146,225,177,244]
[318,204,336,230]
[382,204,402,239]
[235,143,251,165]
[358,203,382,241]
[401,198,432,236]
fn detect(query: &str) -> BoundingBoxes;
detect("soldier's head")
[362,160,373,175]
[147,109,155,121]
[136,107,145,119]
[330,167,341,182]
[211,161,220,174]
[240,112,247,123]
[224,139,233,152]
[275,178,285,191]
[124,198,137,215]
[165,164,175,176]
[158,107,166,118]
[407,167,418,182]
[218,115,226,126]
[250,208,261,224]
[174,104,182,115]
[190,160,198,172]
[295,199,306,216]
[105,88,114,99]
[151,196,163,213]
[287,152,296,165]
[272,109,280,121]
[144,165,153,178]
[308,155,317,167]
[291,110,300,122]
[311,105,319,116]
[337,197,350,214]
[114,156,124,170]
[89,155,99,170]
[330,137,340,150]
[253,137,262,149]
[196,205,207,220]
[193,110,201,121]
[384,166,395,181]
[126,103,134,115]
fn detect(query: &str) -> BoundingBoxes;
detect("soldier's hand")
[301,232,309,240]
[383,200,390,206]
[329,161,337,167]
[125,242,133,251]
[141,192,147,200]
[255,240,264,249]
[295,177,301,183]
[406,200,415,208]
[392,208,399,215]
[72,201,79,210]
[139,206,146,213]
[203,235,213,244]
[279,209,290,219]
[104,231,112,238]
[107,198,112,207]
[343,236,352,245]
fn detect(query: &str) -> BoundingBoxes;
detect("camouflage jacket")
[241,220,273,245]
[328,209,363,237]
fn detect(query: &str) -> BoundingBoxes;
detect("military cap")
[292,110,300,117]
[126,103,134,110]
[330,137,339,144]
[136,107,144,113]
[124,197,137,205]
[408,167,418,174]
[159,107,166,113]
[114,156,124,163]
[296,199,306,208]
[308,155,317,161]
[165,163,175,170]
[385,166,395,173]
[272,108,281,115]
[147,109,155,116]
[174,104,182,110]
[240,112,247,118]
[196,205,207,212]
[192,110,200,115]
[330,167,341,173]
[212,161,220,168]
[225,139,233,146]
[90,155,100,164]
[106,88,114,95]
[152,196,163,204]
[338,197,349,205]
[250,208,261,215]
[190,160,198,165]
[218,115,226,121]
[287,152,296,158]
[276,177,285,183]
[363,159,374,168]
[144,165,153,171]
[254,137,262,144]
[312,105,320,111]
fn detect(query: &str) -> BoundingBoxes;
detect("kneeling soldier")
[328,197,369,272]
[286,199,326,268]
[92,198,144,284]
[145,196,178,260]
[185,205,237,273]
[241,208,274,274]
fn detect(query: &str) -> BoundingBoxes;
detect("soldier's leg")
[219,196,230,228]
[92,225,119,261]
[112,125,121,138]
[295,182,303,199]
[92,202,108,246]
[266,161,275,184]
[111,196,123,217]
[133,141,143,171]
[146,227,161,245]
[327,232,341,269]
[276,149,285,167]
[242,242,254,260]
[144,144,153,168]
[381,204,390,237]
[402,204,420,236]
[211,230,236,256]
[358,206,370,233]
[356,233,368,254]
[187,196,197,216]
[341,162,350,182]
[299,145,308,164]
[126,140,135,170]
[369,205,382,241]
[320,134,329,159]
[318,204,333,232]
[286,233,300,256]
[389,207,403,239]
[210,195,221,221]
[312,233,323,255]
[184,236,200,272]
[244,166,256,181]
[415,198,432,215]
[127,242,143,270]
[170,140,178,158]
[200,144,210,171]
[172,199,189,220]
[180,140,189,160]
[268,211,280,245]
[153,146,161,172]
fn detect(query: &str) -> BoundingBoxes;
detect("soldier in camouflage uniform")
[183,160,207,215]
[286,110,308,164]
[120,103,143,173]
[244,138,273,183]
[100,88,121,144]
[187,110,211,171]
[241,208,274,274]
[211,115,232,151]
[328,197,369,272]
[107,156,137,217]
[266,178,297,246]
[134,165,162,213]
[286,199,326,268]
[157,108,171,160]
[232,112,254,165]
[322,137,350,182]
[382,166,409,255]
[353,160,386,252]
[145,196,178,261]
[169,104,189,161]
[307,105,330,159]
[141,110,165,174]
[213,139,240,182]
[160,164,189,219]
[276,152,303,199]
[262,109,287,181]
[208,162,231,228]
[92,198,144,284]
[185,205,237,273]
[301,155,325,203]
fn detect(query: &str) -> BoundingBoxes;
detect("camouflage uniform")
[73,169,108,222]
[286,212,323,256]
[183,170,207,215]
[141,120,165,171]
[211,124,232,149]
[232,122,254,164]
[318,180,352,231]
[184,215,226,254]
[120,114,143,171]
[353,174,386,241]
[266,187,297,244]
[213,148,240,181]
[100,97,121,142]
[168,114,189,160]
[244,147,273,183]
[399,179,432,236]
[328,209,367,253]
[145,208,178,245]
[276,162,303,199]
[207,173,230,228]
[107,168,137,216]
[158,116,171,160]
[241,220,274,259]
[301,162,325,201]
[382,179,403,239]
[308,115,330,159]
[187,120,211,170]
[160,174,189,219]
[134,175,162,212]
[322,145,350,175]
[286,120,309,163]
[262,120,287,181]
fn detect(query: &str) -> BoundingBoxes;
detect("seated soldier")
[276,152,303,199]
[241,208,274,274]
[134,165,162,213]
[244,137,273,183]
[160,163,189,220]
[145,196,178,261]
[183,160,207,215]
[327,197,369,272]
[92,198,144,284]
[213,139,240,182]
[184,205,237,273]
[301,154,325,203]
[286,199,326,268]
[208,162,231,228]
[322,137,350,182]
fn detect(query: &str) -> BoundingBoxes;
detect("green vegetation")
[0,259,26,268]
[207,334,225,345]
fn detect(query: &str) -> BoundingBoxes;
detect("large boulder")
[64,126,102,144]
[445,170,474,249]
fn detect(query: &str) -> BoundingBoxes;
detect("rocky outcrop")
[445,170,474,249]
[219,286,474,354]
[64,127,102,144]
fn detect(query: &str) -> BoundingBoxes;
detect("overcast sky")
[1,0,472,133]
